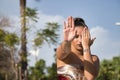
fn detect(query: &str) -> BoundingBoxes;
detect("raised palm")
[64,16,76,41]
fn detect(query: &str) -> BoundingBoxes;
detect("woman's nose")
[78,36,82,43]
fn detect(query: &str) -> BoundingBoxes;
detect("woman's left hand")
[82,27,96,49]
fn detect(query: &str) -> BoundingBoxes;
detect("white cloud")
[29,49,39,56]
[90,26,109,47]
[90,26,120,61]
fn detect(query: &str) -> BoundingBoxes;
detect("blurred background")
[0,0,120,80]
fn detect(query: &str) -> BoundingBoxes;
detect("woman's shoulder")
[91,54,99,62]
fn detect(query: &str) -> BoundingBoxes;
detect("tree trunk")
[20,0,27,80]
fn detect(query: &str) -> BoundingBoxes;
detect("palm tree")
[19,0,27,80]
[33,22,60,47]
[19,1,60,80]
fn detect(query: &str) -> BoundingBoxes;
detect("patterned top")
[57,64,87,80]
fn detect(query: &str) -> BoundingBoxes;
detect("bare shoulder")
[92,54,100,77]
[92,55,99,62]
[91,54,100,71]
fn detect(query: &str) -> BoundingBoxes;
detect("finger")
[66,21,69,28]
[82,27,86,37]
[84,27,87,37]
[73,29,77,39]
[90,37,96,45]
[86,27,91,38]
[75,29,77,35]
[70,16,72,28]
[71,16,74,29]
[64,21,66,29]
[82,27,85,36]
[92,37,96,42]
[68,16,70,27]
[87,27,90,36]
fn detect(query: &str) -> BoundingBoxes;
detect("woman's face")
[71,26,84,51]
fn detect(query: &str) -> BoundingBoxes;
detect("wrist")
[64,35,68,41]
[64,38,68,41]
[83,48,90,53]
[61,40,71,54]
[83,45,90,49]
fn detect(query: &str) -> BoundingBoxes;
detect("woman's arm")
[56,41,71,60]
[82,27,100,80]
[83,50,100,80]
[57,16,76,61]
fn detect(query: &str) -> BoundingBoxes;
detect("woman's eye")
[75,35,79,38]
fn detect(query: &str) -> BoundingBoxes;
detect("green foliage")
[47,63,57,80]
[28,59,57,80]
[0,29,19,48]
[96,56,120,80]
[4,33,19,47]
[34,22,60,47]
[0,29,6,42]
[0,7,59,79]
[0,17,18,80]
[26,7,38,22]
[23,7,60,79]
[33,35,44,47]
[28,59,47,80]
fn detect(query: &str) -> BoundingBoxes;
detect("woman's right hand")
[64,16,76,42]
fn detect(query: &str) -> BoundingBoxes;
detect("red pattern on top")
[58,75,69,80]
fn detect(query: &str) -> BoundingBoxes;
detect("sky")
[0,0,120,67]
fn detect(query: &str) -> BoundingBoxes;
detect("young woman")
[56,16,99,80]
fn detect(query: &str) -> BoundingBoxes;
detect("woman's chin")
[76,46,83,51]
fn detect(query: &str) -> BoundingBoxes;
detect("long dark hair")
[74,17,87,27]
